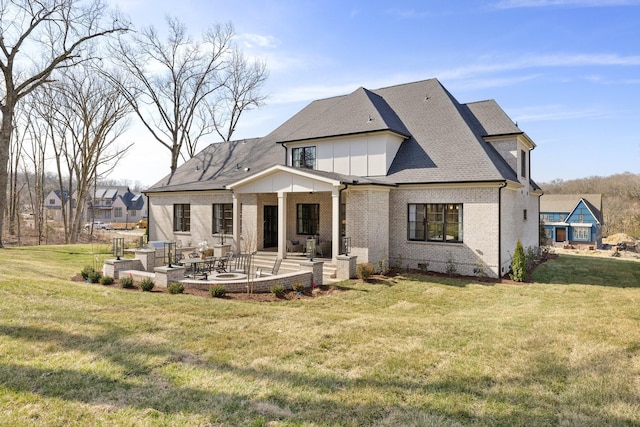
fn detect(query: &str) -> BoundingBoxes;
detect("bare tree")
[18,102,49,244]
[0,0,129,247]
[210,49,268,144]
[109,16,268,175]
[31,65,132,243]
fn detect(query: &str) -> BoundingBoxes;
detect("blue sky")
[108,0,640,187]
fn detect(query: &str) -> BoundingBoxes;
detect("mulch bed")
[71,274,345,302]
[71,254,558,302]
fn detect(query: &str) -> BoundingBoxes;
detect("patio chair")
[287,239,304,254]
[256,258,282,277]
[175,252,185,264]
[215,252,233,273]
[316,241,332,258]
[231,253,253,274]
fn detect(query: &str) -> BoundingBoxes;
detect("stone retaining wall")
[181,271,312,293]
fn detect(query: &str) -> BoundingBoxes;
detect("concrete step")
[252,252,338,280]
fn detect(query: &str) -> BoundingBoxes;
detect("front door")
[556,227,566,242]
[263,205,278,248]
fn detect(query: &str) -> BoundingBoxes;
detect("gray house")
[85,187,147,226]
[145,78,542,278]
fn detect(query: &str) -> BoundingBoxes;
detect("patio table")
[179,257,218,278]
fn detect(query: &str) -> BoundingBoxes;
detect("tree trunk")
[0,105,15,248]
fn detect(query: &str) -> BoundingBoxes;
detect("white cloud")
[428,53,640,83]
[582,74,640,84]
[447,75,541,91]
[494,0,640,8]
[384,8,431,19]
[508,105,608,122]
[239,33,279,49]
[269,83,363,105]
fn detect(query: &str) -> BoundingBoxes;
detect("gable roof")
[147,78,537,193]
[269,87,411,144]
[540,194,603,222]
[376,80,523,184]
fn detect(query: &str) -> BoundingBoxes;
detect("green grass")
[1,246,640,426]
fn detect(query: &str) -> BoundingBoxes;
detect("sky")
[106,0,640,188]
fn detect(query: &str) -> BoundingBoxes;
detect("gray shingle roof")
[146,138,284,192]
[147,78,535,193]
[270,87,411,143]
[376,80,520,183]
[540,194,603,221]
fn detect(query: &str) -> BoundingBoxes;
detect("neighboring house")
[86,187,147,226]
[540,194,603,248]
[44,190,75,221]
[145,78,542,278]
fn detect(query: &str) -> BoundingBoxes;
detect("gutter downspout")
[338,183,349,254]
[282,143,288,165]
[498,181,507,277]
[537,190,543,248]
[142,191,150,244]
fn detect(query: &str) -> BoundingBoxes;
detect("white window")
[574,227,590,241]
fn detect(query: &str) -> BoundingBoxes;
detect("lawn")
[1,245,640,426]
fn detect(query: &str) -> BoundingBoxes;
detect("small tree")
[510,239,527,282]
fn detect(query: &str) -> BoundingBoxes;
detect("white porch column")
[332,188,340,263]
[232,192,239,254]
[277,192,287,259]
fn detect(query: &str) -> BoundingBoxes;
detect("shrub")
[210,284,226,298]
[445,252,457,276]
[291,282,305,292]
[81,265,95,280]
[87,270,102,284]
[356,262,375,281]
[201,248,215,258]
[270,284,286,298]
[377,256,390,275]
[525,245,538,271]
[473,257,487,278]
[100,275,114,286]
[392,254,403,270]
[418,262,429,274]
[167,282,185,294]
[510,239,527,282]
[140,278,155,292]
[120,276,135,289]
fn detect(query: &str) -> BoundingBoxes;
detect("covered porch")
[228,165,345,263]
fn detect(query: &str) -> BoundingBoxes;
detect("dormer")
[484,133,535,184]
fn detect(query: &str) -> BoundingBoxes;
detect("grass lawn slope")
[1,245,640,426]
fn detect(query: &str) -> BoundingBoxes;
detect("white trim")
[566,198,601,225]
[227,165,341,190]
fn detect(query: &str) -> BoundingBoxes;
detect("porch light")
[342,236,351,256]
[112,237,125,260]
[306,237,316,261]
[164,241,176,267]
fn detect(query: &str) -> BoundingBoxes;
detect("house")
[44,190,75,221]
[85,187,147,226]
[145,78,542,278]
[540,194,603,248]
